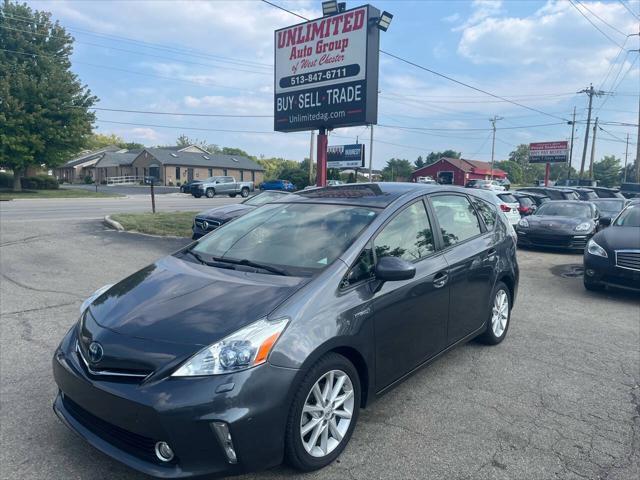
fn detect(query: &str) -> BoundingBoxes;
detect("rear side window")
[471,197,497,230]
[374,201,435,262]
[432,195,482,247]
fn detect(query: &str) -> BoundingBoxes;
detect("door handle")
[486,249,497,262]
[433,271,448,288]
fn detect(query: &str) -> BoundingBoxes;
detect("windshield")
[614,206,640,227]
[593,200,626,217]
[244,191,286,206]
[498,193,518,203]
[192,203,378,275]
[535,202,593,218]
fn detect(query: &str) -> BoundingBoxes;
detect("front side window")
[432,195,482,247]
[374,201,435,262]
[193,203,378,275]
[471,197,497,230]
[343,247,375,287]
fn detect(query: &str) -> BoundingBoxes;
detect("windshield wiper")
[184,249,206,265]
[210,256,288,276]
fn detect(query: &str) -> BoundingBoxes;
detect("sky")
[25,0,640,171]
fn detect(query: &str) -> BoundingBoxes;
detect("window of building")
[252,171,256,182]
[240,170,244,181]
[431,195,482,247]
[208,168,213,177]
[223,168,228,176]
[175,167,180,180]
[374,201,434,262]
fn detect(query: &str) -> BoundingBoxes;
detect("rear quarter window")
[497,193,518,203]
[470,197,497,230]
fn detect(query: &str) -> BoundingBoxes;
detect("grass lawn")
[0,188,120,200]
[111,211,197,237]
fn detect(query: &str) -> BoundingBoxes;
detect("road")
[1,215,639,480]
[0,194,242,221]
[63,184,182,196]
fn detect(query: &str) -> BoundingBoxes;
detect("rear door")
[429,193,496,345]
[366,199,449,389]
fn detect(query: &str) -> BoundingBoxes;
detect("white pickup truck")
[190,176,255,198]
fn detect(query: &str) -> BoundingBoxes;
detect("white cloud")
[131,128,160,141]
[442,13,461,23]
[183,95,271,114]
[452,0,504,32]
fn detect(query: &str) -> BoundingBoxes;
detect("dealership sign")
[327,144,365,168]
[274,5,380,132]
[529,141,569,164]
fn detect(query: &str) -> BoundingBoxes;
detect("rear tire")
[229,193,237,198]
[192,193,202,198]
[205,188,215,198]
[240,188,249,198]
[477,281,511,345]
[285,353,360,472]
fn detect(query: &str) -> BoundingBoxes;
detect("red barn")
[411,157,507,186]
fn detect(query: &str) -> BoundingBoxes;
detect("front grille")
[62,395,166,464]
[194,218,222,231]
[528,234,571,247]
[616,250,640,271]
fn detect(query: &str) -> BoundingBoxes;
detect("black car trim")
[76,341,149,379]
[615,249,640,272]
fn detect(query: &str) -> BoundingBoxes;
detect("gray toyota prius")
[52,183,519,478]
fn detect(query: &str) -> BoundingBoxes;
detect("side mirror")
[599,216,611,227]
[375,256,416,282]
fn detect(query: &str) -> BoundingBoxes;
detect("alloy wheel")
[491,289,509,337]
[300,369,354,458]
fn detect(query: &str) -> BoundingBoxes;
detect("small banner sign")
[529,141,569,164]
[327,144,365,168]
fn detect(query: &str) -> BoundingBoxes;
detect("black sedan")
[591,198,629,221]
[52,183,518,478]
[192,190,289,239]
[584,204,640,292]
[516,201,603,250]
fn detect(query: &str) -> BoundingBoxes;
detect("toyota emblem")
[88,342,104,363]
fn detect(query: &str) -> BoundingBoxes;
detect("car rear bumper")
[52,328,297,478]
[516,231,591,250]
[584,254,640,291]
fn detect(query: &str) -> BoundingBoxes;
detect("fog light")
[155,441,174,462]
[211,421,238,464]
[585,269,595,277]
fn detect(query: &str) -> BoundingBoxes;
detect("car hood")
[593,226,640,250]
[87,255,307,346]
[526,215,593,231]
[197,203,253,220]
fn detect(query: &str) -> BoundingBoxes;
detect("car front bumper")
[584,253,640,291]
[516,230,592,250]
[52,328,298,478]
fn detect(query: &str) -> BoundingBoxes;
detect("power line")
[574,0,629,37]
[568,0,624,48]
[596,37,629,91]
[86,107,272,118]
[95,119,293,135]
[260,0,569,122]
[377,121,566,132]
[618,0,640,20]
[595,53,639,114]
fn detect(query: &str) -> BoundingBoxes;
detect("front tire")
[285,353,360,472]
[240,187,250,198]
[205,188,215,198]
[478,282,511,345]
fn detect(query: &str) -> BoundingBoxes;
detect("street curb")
[103,215,124,231]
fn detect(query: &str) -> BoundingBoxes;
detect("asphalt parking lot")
[1,215,638,480]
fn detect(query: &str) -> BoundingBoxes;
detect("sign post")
[274,4,382,186]
[529,141,569,187]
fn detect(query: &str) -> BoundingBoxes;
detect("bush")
[0,172,13,188]
[84,175,94,184]
[20,175,59,190]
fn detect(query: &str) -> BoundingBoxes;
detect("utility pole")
[368,125,374,181]
[588,117,599,180]
[308,130,315,185]
[567,106,576,180]
[490,116,503,178]
[578,84,605,178]
[623,133,629,183]
[636,89,640,183]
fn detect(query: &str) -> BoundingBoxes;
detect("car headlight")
[80,284,113,314]
[586,239,607,258]
[575,222,592,231]
[172,318,289,376]
[518,218,529,228]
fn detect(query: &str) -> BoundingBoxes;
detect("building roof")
[59,145,123,169]
[413,157,506,176]
[94,151,141,168]
[141,148,264,171]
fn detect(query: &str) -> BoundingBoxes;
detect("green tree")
[593,155,621,187]
[426,150,461,165]
[494,160,523,184]
[414,155,425,169]
[85,133,143,151]
[382,158,413,181]
[222,146,253,158]
[0,1,97,190]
